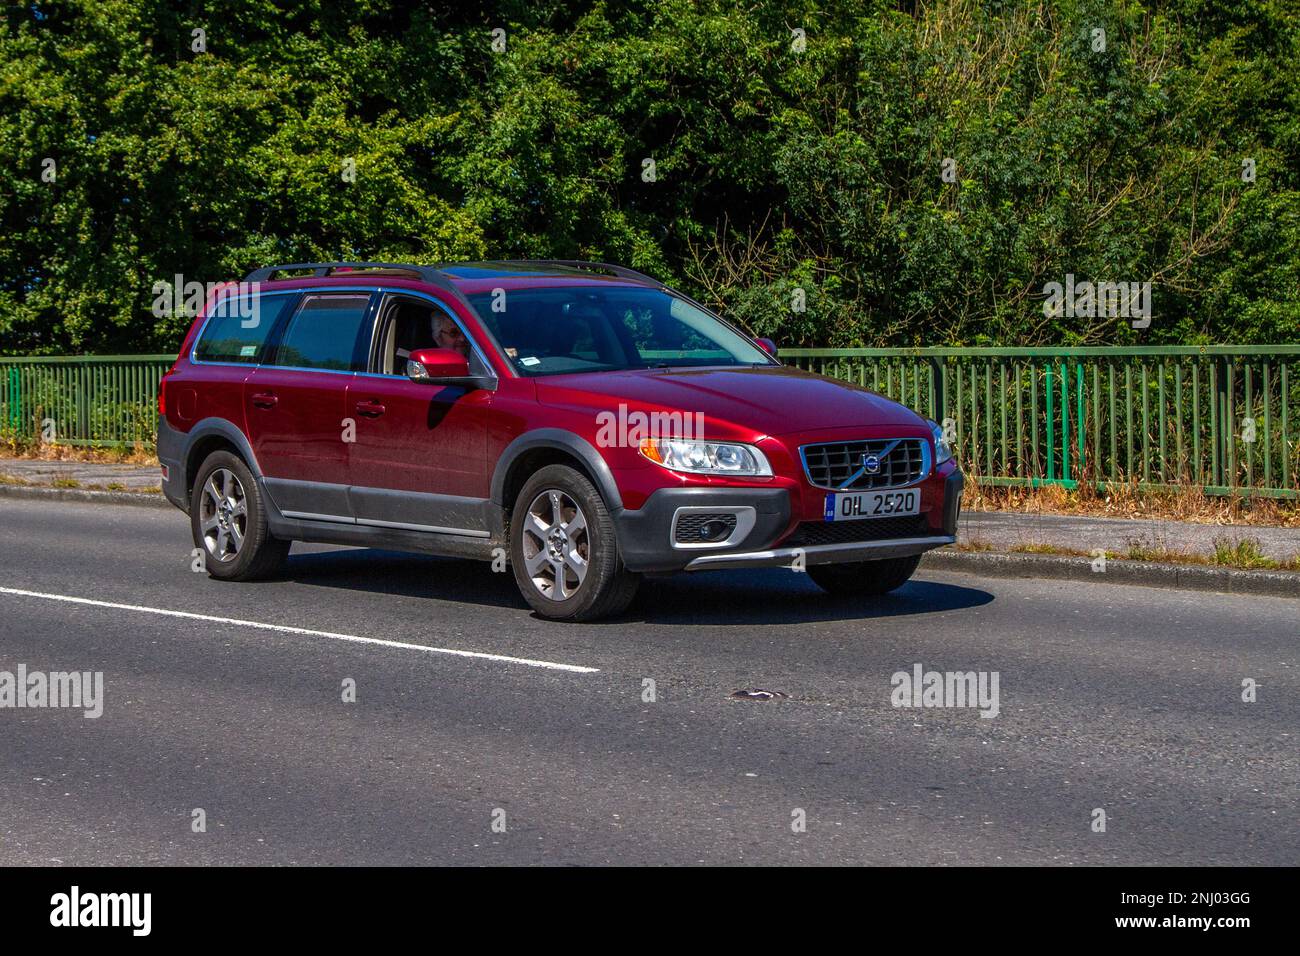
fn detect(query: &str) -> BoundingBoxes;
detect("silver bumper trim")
[683,534,955,571]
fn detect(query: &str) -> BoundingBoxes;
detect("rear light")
[158,364,177,416]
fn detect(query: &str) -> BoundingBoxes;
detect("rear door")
[181,289,299,433]
[244,291,376,521]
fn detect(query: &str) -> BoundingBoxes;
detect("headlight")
[638,438,772,476]
[929,419,954,466]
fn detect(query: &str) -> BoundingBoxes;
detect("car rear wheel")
[510,464,639,621]
[807,554,921,596]
[190,450,289,581]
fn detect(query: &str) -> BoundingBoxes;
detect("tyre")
[510,464,640,621]
[807,554,921,596]
[189,450,290,581]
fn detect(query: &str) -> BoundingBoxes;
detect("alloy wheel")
[521,489,590,600]
[199,467,248,563]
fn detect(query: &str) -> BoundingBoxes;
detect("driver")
[434,315,471,359]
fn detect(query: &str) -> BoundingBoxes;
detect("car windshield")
[465,285,773,376]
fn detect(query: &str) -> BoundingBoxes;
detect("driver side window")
[377,297,487,377]
[379,300,440,376]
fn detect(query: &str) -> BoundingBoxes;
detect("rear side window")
[193,292,295,364]
[272,294,373,372]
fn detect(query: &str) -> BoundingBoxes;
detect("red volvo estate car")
[158,261,962,620]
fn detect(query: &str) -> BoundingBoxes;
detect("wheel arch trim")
[182,418,264,485]
[490,429,624,513]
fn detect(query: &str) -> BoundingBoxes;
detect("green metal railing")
[0,355,173,449]
[1,348,1297,497]
[784,346,1300,498]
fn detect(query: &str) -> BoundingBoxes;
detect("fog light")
[700,520,729,541]
[673,510,740,545]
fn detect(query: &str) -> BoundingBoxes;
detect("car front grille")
[801,438,926,490]
[781,515,933,548]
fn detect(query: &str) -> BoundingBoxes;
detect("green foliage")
[2,0,1298,353]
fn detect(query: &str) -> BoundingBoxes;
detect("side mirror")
[407,347,469,380]
[756,337,778,358]
[406,348,493,389]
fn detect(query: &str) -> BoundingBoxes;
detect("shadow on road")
[625,571,994,625]
[281,546,994,625]
[283,547,528,611]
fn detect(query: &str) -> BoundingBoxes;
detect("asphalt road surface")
[0,497,1295,865]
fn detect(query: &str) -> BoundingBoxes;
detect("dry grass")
[1008,542,1068,555]
[0,470,161,495]
[961,474,1299,528]
[0,434,156,465]
[39,445,154,465]
[80,482,161,494]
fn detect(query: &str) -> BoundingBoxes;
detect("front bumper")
[614,486,791,573]
[614,466,963,573]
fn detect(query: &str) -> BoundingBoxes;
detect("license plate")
[824,489,921,522]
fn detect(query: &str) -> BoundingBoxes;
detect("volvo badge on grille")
[862,453,882,474]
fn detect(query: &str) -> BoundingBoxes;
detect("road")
[0,497,1295,865]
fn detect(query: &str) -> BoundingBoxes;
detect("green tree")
[2,0,1297,353]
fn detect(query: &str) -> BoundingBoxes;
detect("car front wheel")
[510,464,639,621]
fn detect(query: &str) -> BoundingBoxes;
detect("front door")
[345,294,494,536]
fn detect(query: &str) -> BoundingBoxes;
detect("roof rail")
[241,261,481,313]
[243,261,452,285]
[494,260,663,286]
[244,261,490,325]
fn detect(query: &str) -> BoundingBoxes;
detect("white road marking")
[0,585,599,674]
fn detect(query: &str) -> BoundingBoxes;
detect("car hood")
[534,365,927,436]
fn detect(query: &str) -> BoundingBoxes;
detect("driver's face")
[434,318,470,358]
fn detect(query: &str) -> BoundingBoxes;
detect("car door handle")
[250,392,278,409]
[355,400,385,418]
